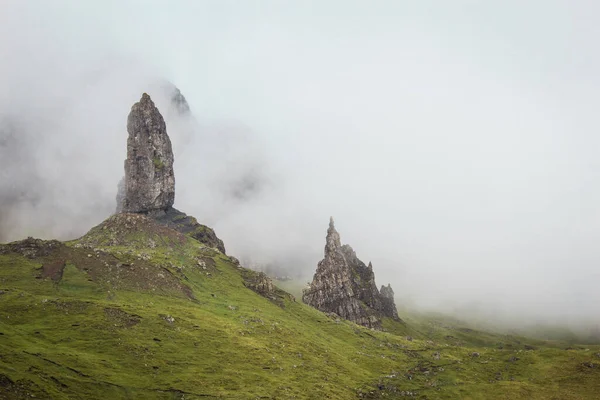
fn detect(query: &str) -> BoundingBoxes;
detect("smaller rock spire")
[380,284,399,320]
[325,216,341,254]
[304,217,402,328]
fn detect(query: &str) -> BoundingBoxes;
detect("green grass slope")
[0,214,599,399]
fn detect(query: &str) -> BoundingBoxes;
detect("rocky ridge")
[302,217,400,329]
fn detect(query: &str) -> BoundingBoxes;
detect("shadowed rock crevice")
[302,217,400,329]
[151,207,225,254]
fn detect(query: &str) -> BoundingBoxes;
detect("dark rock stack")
[117,93,225,253]
[380,284,399,320]
[302,218,399,329]
[121,93,175,214]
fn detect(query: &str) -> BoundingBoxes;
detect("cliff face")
[121,93,175,214]
[302,218,400,329]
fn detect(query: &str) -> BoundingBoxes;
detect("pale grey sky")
[1,1,599,330]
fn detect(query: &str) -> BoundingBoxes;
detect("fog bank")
[1,1,600,335]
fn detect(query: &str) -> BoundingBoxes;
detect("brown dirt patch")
[40,260,66,282]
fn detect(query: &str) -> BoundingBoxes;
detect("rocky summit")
[116,93,225,253]
[121,93,175,214]
[302,217,400,329]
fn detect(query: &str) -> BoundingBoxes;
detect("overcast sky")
[1,1,599,330]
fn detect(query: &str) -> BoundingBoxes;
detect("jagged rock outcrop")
[302,217,400,329]
[380,284,399,320]
[116,93,226,253]
[170,87,190,115]
[121,93,175,214]
[240,268,295,307]
[152,207,226,254]
[243,271,275,296]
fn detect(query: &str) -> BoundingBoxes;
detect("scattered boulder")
[302,217,400,329]
[160,314,175,324]
[121,93,175,214]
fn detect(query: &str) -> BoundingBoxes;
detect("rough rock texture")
[152,207,226,254]
[116,93,226,253]
[121,93,175,213]
[241,268,295,307]
[0,237,64,259]
[380,284,399,320]
[243,271,275,296]
[302,218,400,329]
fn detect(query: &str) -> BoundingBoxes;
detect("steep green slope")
[0,214,599,399]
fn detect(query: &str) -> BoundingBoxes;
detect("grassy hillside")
[1,214,599,399]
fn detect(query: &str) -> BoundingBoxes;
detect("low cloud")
[2,1,600,339]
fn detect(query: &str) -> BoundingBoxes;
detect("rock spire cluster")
[302,218,400,329]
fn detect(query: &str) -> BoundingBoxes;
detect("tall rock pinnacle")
[302,217,400,329]
[326,217,341,253]
[116,93,225,254]
[121,93,175,214]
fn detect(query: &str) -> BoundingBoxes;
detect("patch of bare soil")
[39,260,66,282]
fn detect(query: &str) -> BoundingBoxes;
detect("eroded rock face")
[115,93,226,253]
[152,207,226,254]
[302,218,400,329]
[244,271,274,296]
[241,267,296,307]
[0,237,64,259]
[380,284,399,320]
[121,93,175,213]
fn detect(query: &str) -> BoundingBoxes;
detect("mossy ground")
[1,215,599,399]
